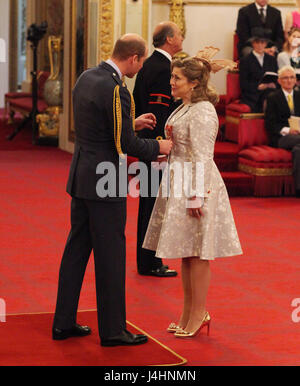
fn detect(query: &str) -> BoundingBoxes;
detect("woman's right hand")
[188,207,204,219]
[187,197,204,219]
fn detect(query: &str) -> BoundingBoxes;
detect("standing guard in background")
[133,21,184,277]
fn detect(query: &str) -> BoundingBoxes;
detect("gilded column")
[169,0,186,38]
[98,0,115,61]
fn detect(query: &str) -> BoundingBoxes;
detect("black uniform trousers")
[53,197,127,339]
[136,161,163,274]
[278,135,300,190]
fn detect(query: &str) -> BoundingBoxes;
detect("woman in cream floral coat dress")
[143,56,242,338]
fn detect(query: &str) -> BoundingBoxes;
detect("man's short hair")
[153,24,175,48]
[112,36,146,61]
[278,65,296,78]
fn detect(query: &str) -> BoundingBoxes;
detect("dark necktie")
[259,8,266,24]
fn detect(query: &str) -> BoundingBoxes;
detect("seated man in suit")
[265,65,300,196]
[239,28,278,113]
[236,0,284,58]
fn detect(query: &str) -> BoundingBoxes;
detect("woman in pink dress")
[285,0,300,40]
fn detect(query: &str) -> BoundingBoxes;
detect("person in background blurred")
[133,21,184,277]
[236,0,284,58]
[284,0,300,40]
[265,66,300,197]
[239,28,278,113]
[277,27,300,86]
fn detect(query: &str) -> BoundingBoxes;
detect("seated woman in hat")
[239,27,278,112]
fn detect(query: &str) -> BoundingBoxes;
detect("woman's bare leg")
[184,258,211,333]
[177,258,192,328]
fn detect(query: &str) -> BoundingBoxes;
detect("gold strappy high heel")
[174,311,211,338]
[167,322,184,333]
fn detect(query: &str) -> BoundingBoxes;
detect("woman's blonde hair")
[283,26,300,52]
[171,57,219,105]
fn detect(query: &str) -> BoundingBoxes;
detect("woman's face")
[170,66,196,102]
[289,31,300,46]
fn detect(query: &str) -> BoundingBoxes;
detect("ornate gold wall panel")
[98,0,114,61]
[169,0,186,37]
[153,0,295,5]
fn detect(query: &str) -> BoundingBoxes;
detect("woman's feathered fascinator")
[194,46,237,73]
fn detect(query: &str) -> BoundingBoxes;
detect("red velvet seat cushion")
[239,156,292,170]
[226,102,251,114]
[5,92,31,99]
[239,145,292,164]
[9,98,48,113]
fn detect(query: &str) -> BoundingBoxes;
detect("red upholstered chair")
[214,34,239,139]
[237,120,295,196]
[215,94,226,127]
[225,71,264,145]
[5,71,50,122]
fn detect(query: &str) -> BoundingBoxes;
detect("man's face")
[126,48,148,78]
[169,26,184,55]
[256,0,268,7]
[278,70,297,93]
[252,39,267,54]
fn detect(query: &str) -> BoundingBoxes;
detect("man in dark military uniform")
[133,22,184,277]
[52,34,173,347]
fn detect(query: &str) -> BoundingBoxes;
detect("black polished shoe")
[149,265,177,277]
[52,323,92,340]
[101,329,148,347]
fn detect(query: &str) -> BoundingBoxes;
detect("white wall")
[0,0,9,108]
[152,2,292,95]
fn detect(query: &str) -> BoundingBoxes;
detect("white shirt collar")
[252,50,264,66]
[106,59,123,79]
[253,50,264,58]
[255,3,267,12]
[282,88,294,98]
[155,48,172,62]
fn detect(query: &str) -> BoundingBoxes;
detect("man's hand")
[290,129,300,135]
[135,113,156,132]
[258,82,276,90]
[264,46,277,56]
[158,139,173,155]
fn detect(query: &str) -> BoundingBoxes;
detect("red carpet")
[0,311,186,366]
[1,111,300,366]
[0,113,39,151]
